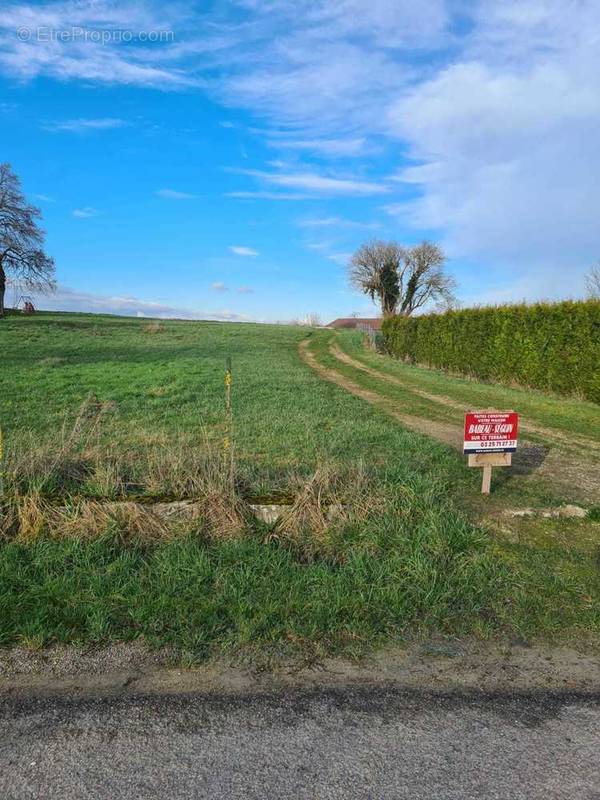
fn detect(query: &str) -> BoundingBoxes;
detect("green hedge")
[382,300,600,403]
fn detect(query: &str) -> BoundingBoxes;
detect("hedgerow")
[382,300,600,403]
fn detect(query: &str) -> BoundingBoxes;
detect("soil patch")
[1,639,599,697]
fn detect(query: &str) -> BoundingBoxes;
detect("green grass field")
[0,311,599,660]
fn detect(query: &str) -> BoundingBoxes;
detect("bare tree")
[349,240,401,317]
[305,312,322,327]
[0,163,55,317]
[586,263,600,299]
[349,239,456,317]
[397,241,456,316]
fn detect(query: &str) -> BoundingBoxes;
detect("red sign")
[463,411,519,454]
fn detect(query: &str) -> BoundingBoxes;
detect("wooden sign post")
[464,411,519,494]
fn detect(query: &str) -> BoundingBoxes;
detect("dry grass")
[0,396,253,541]
[268,463,375,557]
[1,399,372,545]
[3,395,117,496]
[4,496,170,543]
[1,449,372,545]
[142,321,167,334]
[1,492,248,544]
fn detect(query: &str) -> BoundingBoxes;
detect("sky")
[1,0,598,322]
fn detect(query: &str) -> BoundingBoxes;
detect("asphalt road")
[1,687,599,799]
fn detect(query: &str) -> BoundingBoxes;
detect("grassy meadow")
[0,311,599,660]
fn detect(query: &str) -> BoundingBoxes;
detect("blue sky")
[1,0,599,322]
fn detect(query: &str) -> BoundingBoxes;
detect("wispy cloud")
[327,253,352,265]
[72,207,98,218]
[0,2,196,89]
[33,193,54,203]
[229,245,259,257]
[155,188,196,200]
[225,191,312,201]
[211,280,254,294]
[305,242,332,251]
[3,0,600,303]
[43,117,128,133]
[298,215,379,229]
[380,203,406,218]
[266,136,368,157]
[23,284,253,321]
[233,168,389,196]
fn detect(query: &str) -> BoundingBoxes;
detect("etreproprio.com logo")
[16,26,175,44]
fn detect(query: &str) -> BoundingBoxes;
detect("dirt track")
[299,336,600,505]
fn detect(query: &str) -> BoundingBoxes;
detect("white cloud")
[305,242,331,251]
[33,193,54,203]
[0,1,195,88]
[228,245,259,257]
[233,168,388,196]
[225,191,312,201]
[298,215,379,229]
[217,1,448,132]
[155,188,196,200]
[383,0,600,296]
[3,0,600,303]
[327,252,352,265]
[237,286,254,294]
[43,117,128,133]
[72,207,98,218]
[218,0,600,298]
[211,281,229,291]
[22,284,253,321]
[266,136,368,157]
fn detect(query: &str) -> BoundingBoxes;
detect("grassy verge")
[0,490,511,659]
[338,330,600,446]
[0,313,599,659]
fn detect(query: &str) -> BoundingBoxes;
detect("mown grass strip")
[336,331,600,446]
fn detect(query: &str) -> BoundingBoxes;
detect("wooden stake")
[481,463,492,494]
[467,452,512,495]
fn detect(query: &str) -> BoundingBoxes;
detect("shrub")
[382,300,600,403]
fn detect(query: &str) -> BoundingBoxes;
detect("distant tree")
[397,241,456,316]
[349,240,401,317]
[305,312,322,327]
[349,239,456,317]
[0,163,55,317]
[586,263,600,299]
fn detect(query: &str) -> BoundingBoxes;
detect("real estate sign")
[463,411,519,455]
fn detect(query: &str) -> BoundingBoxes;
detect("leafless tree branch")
[348,238,456,318]
[0,162,55,316]
[586,263,600,299]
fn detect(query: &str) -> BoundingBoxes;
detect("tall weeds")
[1,398,380,547]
